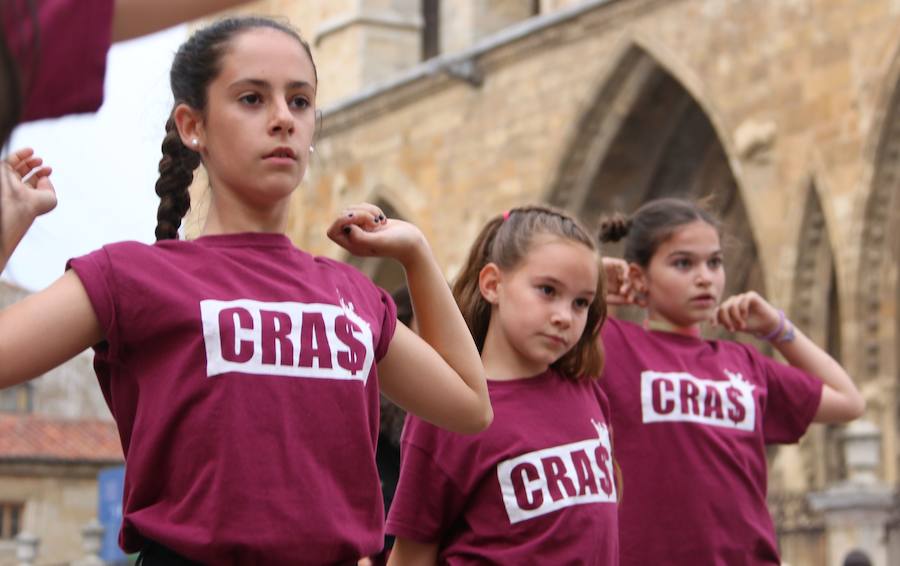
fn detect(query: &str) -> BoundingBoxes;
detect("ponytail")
[598,214,631,244]
[154,115,199,241]
[452,215,504,352]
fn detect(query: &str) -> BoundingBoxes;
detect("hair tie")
[502,210,511,221]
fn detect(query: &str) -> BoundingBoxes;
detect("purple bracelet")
[757,309,785,341]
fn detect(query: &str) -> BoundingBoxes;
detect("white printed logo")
[497,422,616,524]
[640,370,756,431]
[200,299,375,382]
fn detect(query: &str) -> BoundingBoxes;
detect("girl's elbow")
[829,394,866,424]
[456,402,493,435]
[847,394,867,421]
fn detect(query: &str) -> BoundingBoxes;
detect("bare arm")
[0,270,104,388]
[716,292,865,424]
[112,0,255,42]
[0,149,103,388]
[387,537,439,566]
[328,205,492,434]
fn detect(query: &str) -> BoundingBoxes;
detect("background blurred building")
[0,282,120,566]
[183,0,897,564]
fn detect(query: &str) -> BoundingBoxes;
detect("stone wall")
[192,1,900,563]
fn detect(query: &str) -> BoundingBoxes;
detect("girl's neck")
[201,195,290,236]
[643,314,702,338]
[482,358,549,382]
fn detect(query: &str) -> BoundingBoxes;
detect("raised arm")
[716,291,865,424]
[112,0,255,42]
[1,148,55,271]
[0,149,103,388]
[328,204,492,435]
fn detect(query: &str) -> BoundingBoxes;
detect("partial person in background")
[598,197,865,565]
[388,206,618,565]
[0,0,255,144]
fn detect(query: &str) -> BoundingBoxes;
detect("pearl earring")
[191,138,199,146]
[309,146,315,154]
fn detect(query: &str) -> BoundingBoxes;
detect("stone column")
[71,519,105,566]
[441,0,536,54]
[15,532,39,566]
[313,0,423,103]
[809,420,897,566]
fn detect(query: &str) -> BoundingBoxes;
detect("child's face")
[637,220,725,327]
[197,28,317,210]
[490,235,599,375]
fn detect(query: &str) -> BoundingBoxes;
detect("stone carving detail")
[860,87,900,380]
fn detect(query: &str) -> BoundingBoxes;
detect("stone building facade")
[190,1,900,564]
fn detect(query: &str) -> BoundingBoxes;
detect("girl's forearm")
[0,208,33,273]
[401,243,491,418]
[773,325,865,422]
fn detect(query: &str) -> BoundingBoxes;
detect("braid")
[154,116,199,240]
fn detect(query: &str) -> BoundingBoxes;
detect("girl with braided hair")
[387,205,618,565]
[597,197,864,565]
[0,16,491,565]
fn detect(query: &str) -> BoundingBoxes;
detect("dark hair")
[452,205,606,380]
[598,197,720,267]
[154,17,317,240]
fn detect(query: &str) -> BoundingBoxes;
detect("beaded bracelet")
[757,309,785,341]
[776,320,796,343]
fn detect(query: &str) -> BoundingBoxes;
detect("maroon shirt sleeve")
[4,0,115,121]
[66,246,121,360]
[373,286,396,362]
[386,421,467,543]
[749,346,823,444]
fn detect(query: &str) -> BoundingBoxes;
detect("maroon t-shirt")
[2,0,113,121]
[387,369,619,565]
[600,318,823,566]
[68,233,397,565]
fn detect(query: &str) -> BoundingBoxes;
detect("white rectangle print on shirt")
[640,370,756,431]
[200,299,375,382]
[497,422,617,524]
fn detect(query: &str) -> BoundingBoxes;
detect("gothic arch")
[545,41,765,311]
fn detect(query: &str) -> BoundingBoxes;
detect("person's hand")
[327,203,428,266]
[1,148,56,261]
[602,257,645,307]
[713,291,781,335]
[1,148,56,221]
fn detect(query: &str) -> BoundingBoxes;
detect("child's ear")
[628,263,648,294]
[478,263,502,305]
[173,103,205,149]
